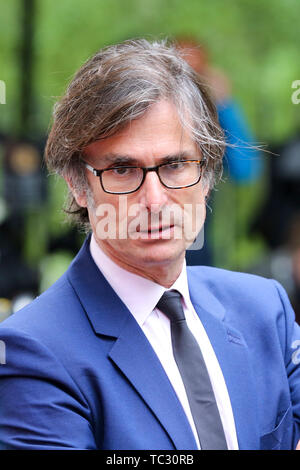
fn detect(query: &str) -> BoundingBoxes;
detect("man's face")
[78,100,209,279]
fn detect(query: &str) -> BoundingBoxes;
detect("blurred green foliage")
[1,0,299,142]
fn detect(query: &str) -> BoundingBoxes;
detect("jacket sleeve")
[273,280,300,449]
[0,326,97,449]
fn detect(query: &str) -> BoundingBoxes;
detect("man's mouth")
[132,224,177,240]
[138,224,174,234]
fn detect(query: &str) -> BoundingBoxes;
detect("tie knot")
[156,290,185,323]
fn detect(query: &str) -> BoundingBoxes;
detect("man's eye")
[111,167,131,176]
[167,162,185,170]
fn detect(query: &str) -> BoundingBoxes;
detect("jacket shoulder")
[187,265,292,324]
[187,264,276,292]
[0,272,81,339]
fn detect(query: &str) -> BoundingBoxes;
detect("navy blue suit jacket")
[0,237,300,449]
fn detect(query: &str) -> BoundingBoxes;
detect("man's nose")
[139,171,168,211]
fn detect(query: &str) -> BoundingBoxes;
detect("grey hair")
[45,38,225,229]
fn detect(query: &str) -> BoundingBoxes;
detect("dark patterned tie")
[156,290,227,450]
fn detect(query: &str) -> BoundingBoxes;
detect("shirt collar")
[89,234,191,327]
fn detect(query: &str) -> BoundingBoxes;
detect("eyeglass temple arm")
[84,162,99,176]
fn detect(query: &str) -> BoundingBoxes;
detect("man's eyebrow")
[97,154,140,166]
[96,151,197,167]
[157,152,196,163]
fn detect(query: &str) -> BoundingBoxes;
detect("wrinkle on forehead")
[83,100,199,166]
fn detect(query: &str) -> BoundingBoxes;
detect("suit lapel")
[68,237,197,450]
[109,314,198,450]
[188,268,260,450]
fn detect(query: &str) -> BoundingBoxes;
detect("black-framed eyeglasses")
[83,158,207,195]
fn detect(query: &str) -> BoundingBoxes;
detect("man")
[0,39,299,450]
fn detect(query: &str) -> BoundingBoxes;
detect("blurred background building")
[0,0,299,322]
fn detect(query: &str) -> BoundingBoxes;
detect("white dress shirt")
[90,234,239,450]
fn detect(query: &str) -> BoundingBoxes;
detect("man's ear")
[202,178,210,201]
[64,175,88,208]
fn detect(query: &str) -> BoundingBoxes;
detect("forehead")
[83,100,197,165]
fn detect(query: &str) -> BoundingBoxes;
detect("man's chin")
[97,236,186,271]
[129,239,185,265]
